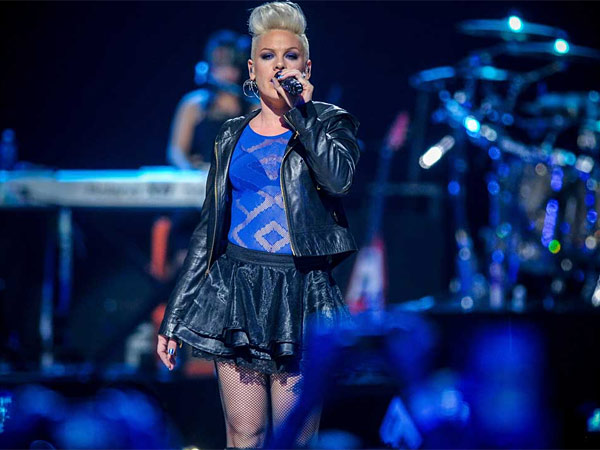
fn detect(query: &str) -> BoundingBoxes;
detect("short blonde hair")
[248,1,309,60]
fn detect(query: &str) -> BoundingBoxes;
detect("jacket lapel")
[219,108,262,174]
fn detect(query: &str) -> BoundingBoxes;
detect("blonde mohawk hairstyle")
[248,1,310,60]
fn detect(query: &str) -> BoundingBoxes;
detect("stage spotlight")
[592,285,600,306]
[553,39,570,54]
[588,409,600,432]
[447,180,461,196]
[419,136,455,169]
[464,116,480,134]
[194,61,210,84]
[420,146,442,168]
[576,155,594,173]
[508,16,523,32]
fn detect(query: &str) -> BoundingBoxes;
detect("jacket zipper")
[205,142,219,277]
[208,115,299,269]
[281,114,299,255]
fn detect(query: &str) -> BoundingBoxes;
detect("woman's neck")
[254,98,292,130]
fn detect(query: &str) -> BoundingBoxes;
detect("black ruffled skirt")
[172,241,353,374]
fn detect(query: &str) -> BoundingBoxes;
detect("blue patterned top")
[227,124,294,253]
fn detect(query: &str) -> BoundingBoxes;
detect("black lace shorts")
[172,241,353,375]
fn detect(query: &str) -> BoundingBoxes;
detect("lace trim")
[191,347,306,375]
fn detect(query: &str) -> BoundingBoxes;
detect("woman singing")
[157,1,361,448]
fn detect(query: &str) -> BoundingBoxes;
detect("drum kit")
[410,15,600,311]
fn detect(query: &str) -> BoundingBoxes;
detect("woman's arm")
[158,134,218,340]
[166,96,206,170]
[283,101,361,197]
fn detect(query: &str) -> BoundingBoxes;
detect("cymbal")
[514,115,579,134]
[410,64,518,90]
[500,41,600,61]
[523,92,600,116]
[457,18,567,41]
[409,66,456,90]
[464,65,515,81]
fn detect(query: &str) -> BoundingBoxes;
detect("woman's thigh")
[215,361,270,430]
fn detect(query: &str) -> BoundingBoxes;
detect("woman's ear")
[248,59,254,80]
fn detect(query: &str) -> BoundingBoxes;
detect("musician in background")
[166,30,259,272]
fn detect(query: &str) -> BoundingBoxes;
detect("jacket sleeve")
[283,101,361,197]
[158,138,219,341]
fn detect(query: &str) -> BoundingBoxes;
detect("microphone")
[275,70,303,95]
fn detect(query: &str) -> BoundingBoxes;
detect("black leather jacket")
[159,100,361,339]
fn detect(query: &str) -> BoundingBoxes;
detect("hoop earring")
[242,78,260,99]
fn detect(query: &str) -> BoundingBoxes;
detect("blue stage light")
[541,199,559,246]
[464,116,480,134]
[586,192,596,207]
[496,222,512,238]
[492,250,504,263]
[501,113,514,126]
[461,296,474,309]
[554,39,570,54]
[420,146,443,168]
[419,136,455,169]
[195,61,209,75]
[550,167,564,192]
[498,163,510,177]
[588,409,600,432]
[487,180,500,196]
[439,90,451,101]
[508,16,523,32]
[194,61,210,84]
[488,146,501,160]
[448,180,460,196]
[587,210,598,224]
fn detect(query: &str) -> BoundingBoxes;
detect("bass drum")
[514,157,600,277]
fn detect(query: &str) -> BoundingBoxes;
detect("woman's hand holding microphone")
[271,69,313,109]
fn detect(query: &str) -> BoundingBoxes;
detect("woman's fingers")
[272,69,313,106]
[167,339,178,369]
[271,76,294,109]
[157,335,178,370]
[157,339,171,369]
[276,69,305,80]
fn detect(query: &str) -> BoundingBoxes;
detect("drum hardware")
[457,17,568,42]
[410,14,600,310]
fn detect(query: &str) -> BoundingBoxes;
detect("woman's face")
[248,29,311,104]
[211,46,242,84]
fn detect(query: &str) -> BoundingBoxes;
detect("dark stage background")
[2,0,600,300]
[1,2,599,166]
